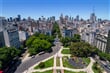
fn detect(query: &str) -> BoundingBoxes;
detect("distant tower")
[60,13,64,24]
[90,6,96,23]
[17,15,21,21]
[0,17,6,31]
[76,15,79,21]
[10,17,13,22]
[93,6,95,14]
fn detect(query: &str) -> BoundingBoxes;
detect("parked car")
[38,51,45,55]
[31,55,35,58]
[104,65,110,70]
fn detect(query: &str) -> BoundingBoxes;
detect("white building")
[94,33,107,52]
[19,31,27,42]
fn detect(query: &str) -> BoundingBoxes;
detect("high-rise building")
[106,30,110,53]
[0,17,7,30]
[3,26,20,48]
[0,31,5,47]
[76,15,79,21]
[17,15,21,21]
[90,13,96,23]
[10,17,13,22]
[50,16,55,23]
[60,13,64,24]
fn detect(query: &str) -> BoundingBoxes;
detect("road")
[15,40,61,73]
[93,56,110,73]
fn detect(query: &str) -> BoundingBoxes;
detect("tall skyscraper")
[90,13,96,23]
[76,15,79,21]
[10,17,13,22]
[0,31,5,47]
[60,13,64,24]
[17,15,21,21]
[3,26,20,48]
[0,17,6,31]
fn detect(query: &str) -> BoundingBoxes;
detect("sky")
[0,0,110,20]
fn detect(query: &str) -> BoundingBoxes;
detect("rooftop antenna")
[93,6,95,14]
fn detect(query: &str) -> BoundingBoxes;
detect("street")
[14,38,61,73]
[93,56,110,73]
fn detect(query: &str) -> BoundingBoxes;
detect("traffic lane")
[99,61,110,72]
[93,57,110,73]
[15,46,61,73]
[15,53,52,73]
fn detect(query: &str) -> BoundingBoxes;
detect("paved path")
[15,45,61,73]
[22,53,31,62]
[24,46,97,73]
[53,54,57,73]
[86,57,95,73]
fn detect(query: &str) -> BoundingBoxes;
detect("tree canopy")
[97,50,110,61]
[0,47,20,69]
[26,33,53,55]
[52,22,62,38]
[70,42,96,57]
[61,34,81,47]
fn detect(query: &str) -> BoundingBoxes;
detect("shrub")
[39,62,45,68]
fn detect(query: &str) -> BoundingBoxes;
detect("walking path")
[24,46,97,73]
[86,57,95,73]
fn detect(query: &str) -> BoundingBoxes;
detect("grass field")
[61,49,70,54]
[34,58,53,69]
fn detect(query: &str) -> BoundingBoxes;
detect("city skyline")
[0,1,110,72]
[0,0,110,20]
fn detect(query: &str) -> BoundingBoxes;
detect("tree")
[28,47,37,55]
[27,33,52,55]
[60,37,71,47]
[26,36,36,47]
[0,47,20,69]
[98,50,110,61]
[70,42,96,57]
[60,34,81,47]
[39,62,45,68]
[52,22,62,38]
[0,61,2,69]
[46,36,54,43]
[71,34,81,42]
[41,40,51,51]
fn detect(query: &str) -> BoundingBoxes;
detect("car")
[38,51,45,55]
[107,65,110,70]
[31,55,35,58]
[104,65,110,70]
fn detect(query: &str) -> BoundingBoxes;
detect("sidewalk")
[24,46,96,73]
[86,57,95,73]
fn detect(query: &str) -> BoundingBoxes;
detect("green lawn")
[63,47,69,49]
[82,57,90,65]
[56,57,60,66]
[61,49,70,54]
[34,58,53,69]
[33,70,52,73]
[64,70,86,73]
[62,56,75,68]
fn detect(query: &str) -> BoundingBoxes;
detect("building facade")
[0,31,5,47]
[94,34,107,52]
[106,30,110,53]
[3,26,20,48]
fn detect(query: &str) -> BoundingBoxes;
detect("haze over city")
[0,0,110,19]
[0,0,110,73]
